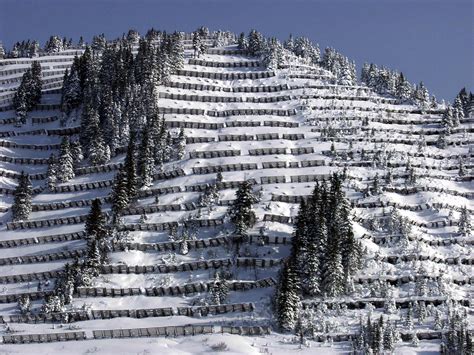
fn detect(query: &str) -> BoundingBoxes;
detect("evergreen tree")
[458,206,472,237]
[452,95,464,126]
[17,295,31,314]
[111,169,129,219]
[237,32,247,50]
[124,134,138,198]
[57,137,75,182]
[396,73,413,101]
[209,273,229,305]
[138,124,155,187]
[70,140,84,167]
[44,35,63,53]
[46,153,57,190]
[176,127,186,160]
[247,30,264,56]
[30,61,42,105]
[442,106,454,133]
[12,171,33,221]
[85,198,107,239]
[192,31,202,58]
[322,229,344,297]
[274,259,301,332]
[228,180,256,234]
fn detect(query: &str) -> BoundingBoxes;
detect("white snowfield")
[0,39,472,354]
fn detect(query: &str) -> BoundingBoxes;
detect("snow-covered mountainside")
[0,31,472,354]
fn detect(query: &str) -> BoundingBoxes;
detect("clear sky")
[0,0,472,101]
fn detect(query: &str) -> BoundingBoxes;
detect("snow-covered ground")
[0,40,472,354]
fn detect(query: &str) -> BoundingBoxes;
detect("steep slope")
[0,35,472,353]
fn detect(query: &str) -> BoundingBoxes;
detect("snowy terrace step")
[100,258,232,275]
[165,80,289,92]
[49,168,184,193]
[302,296,470,311]
[6,211,216,230]
[0,63,71,78]
[315,134,474,147]
[175,69,274,80]
[188,58,261,67]
[0,126,80,137]
[0,289,54,304]
[325,149,473,161]
[3,303,255,325]
[307,103,444,115]
[206,48,247,55]
[288,73,331,80]
[380,253,474,265]
[99,258,281,276]
[0,186,43,196]
[76,277,277,298]
[383,185,473,199]
[360,125,474,135]
[0,231,85,249]
[159,91,293,103]
[2,324,271,344]
[361,233,474,247]
[0,154,49,165]
[0,168,46,181]
[207,108,296,117]
[2,331,86,344]
[271,194,473,214]
[160,91,244,103]
[0,327,449,345]
[353,200,474,214]
[0,269,63,284]
[111,235,229,253]
[0,247,86,265]
[353,213,460,229]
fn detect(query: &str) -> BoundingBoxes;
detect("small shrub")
[210,342,228,351]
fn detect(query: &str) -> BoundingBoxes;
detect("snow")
[0,41,471,354]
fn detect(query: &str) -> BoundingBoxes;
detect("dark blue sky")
[1,0,472,101]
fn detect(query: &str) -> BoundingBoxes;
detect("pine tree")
[442,106,454,133]
[458,206,472,237]
[57,137,75,182]
[17,295,31,314]
[452,96,464,126]
[46,153,57,190]
[192,31,202,58]
[228,180,256,234]
[209,273,229,305]
[124,134,138,198]
[70,140,84,167]
[85,198,107,239]
[396,73,412,101]
[12,171,32,221]
[274,259,301,332]
[322,230,344,297]
[247,30,264,56]
[176,127,186,160]
[44,35,63,53]
[384,287,397,314]
[138,124,155,187]
[30,61,42,105]
[405,303,414,331]
[111,169,129,219]
[237,32,247,50]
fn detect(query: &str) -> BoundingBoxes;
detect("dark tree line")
[42,198,109,313]
[60,30,185,168]
[361,63,436,108]
[274,174,363,331]
[238,30,356,85]
[13,61,42,125]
